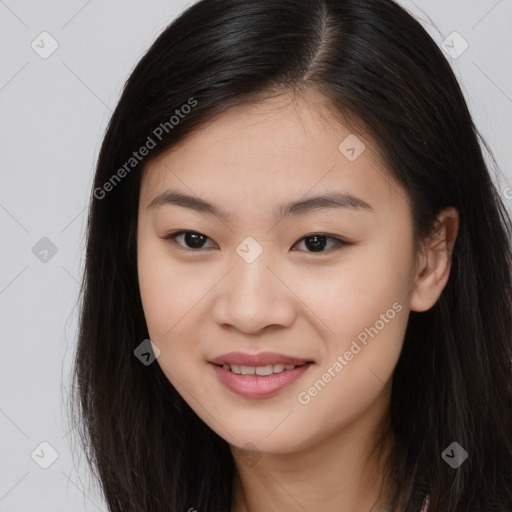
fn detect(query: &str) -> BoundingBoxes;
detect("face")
[136,91,419,455]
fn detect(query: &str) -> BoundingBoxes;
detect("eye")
[163,230,351,254]
[291,233,350,253]
[163,230,217,250]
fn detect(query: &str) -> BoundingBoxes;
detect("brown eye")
[291,234,349,253]
[164,231,217,250]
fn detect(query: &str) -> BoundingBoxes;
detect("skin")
[136,90,459,512]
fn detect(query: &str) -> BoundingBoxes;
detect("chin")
[206,414,316,455]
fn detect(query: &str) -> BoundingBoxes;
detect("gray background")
[0,1,511,510]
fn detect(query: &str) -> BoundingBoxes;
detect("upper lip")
[209,351,313,367]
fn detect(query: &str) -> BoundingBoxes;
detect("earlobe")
[410,206,460,312]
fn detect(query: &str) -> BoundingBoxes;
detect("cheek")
[137,235,214,392]
[137,235,195,349]
[296,240,412,342]
[138,231,199,332]
[287,266,408,450]
[289,241,411,404]
[298,268,407,398]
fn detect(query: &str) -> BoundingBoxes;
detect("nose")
[211,254,297,335]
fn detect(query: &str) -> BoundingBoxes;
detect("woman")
[69,0,512,510]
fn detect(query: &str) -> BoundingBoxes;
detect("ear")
[410,206,460,312]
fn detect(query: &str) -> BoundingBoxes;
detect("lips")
[208,351,313,367]
[210,360,312,398]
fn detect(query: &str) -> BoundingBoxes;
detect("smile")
[209,362,313,398]
[219,363,302,375]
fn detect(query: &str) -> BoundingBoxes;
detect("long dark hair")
[68,0,512,510]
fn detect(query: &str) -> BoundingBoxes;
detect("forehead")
[140,92,409,219]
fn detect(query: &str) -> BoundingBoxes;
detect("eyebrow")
[147,189,374,221]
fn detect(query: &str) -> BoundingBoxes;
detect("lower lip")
[209,363,312,398]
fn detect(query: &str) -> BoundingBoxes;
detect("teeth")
[221,363,301,375]
[240,365,255,375]
[255,365,273,376]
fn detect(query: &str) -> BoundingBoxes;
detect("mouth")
[211,361,313,376]
[208,359,314,398]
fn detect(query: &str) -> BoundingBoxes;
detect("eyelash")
[162,230,352,254]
